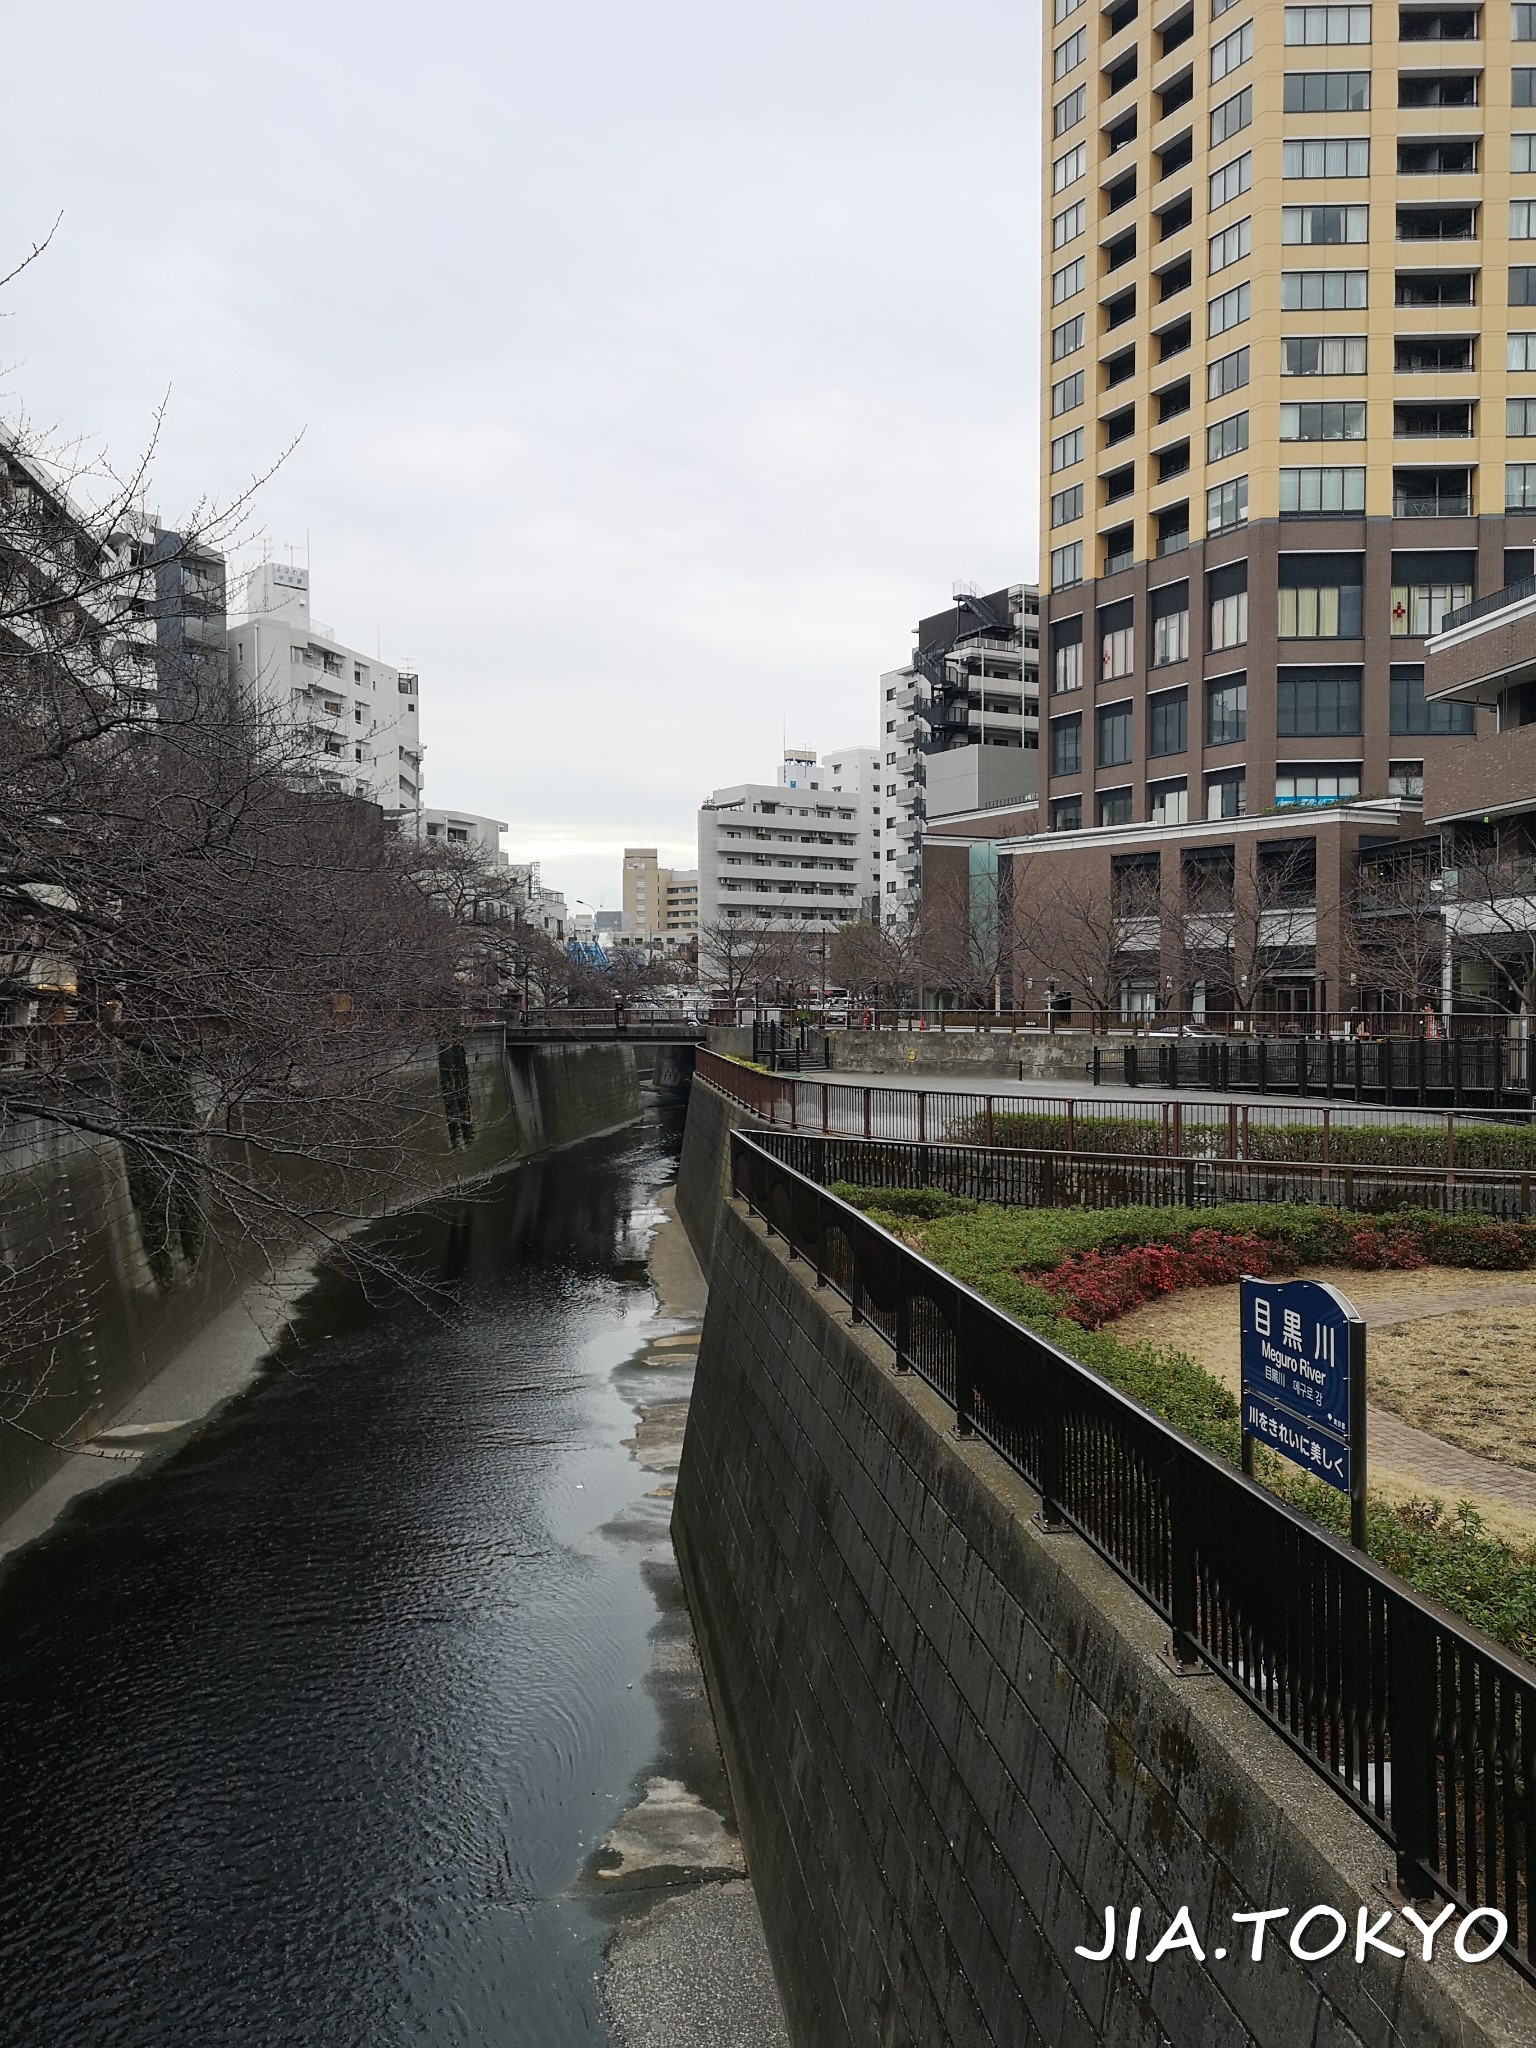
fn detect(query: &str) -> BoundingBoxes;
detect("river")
[0,1101,723,2047]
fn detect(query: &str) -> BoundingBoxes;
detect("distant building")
[417,808,508,864]
[697,747,880,951]
[227,562,423,817]
[622,847,699,939]
[879,584,1040,928]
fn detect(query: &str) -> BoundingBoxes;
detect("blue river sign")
[1240,1275,1367,1548]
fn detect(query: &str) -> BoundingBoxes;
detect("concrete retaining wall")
[828,1029,1111,1083]
[672,1078,1534,2048]
[0,1032,640,1521]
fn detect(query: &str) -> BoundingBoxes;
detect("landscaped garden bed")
[830,1184,1536,1659]
[950,1107,1536,1172]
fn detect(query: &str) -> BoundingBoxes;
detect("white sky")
[4,0,1040,912]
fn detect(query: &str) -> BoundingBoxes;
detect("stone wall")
[827,1029,1104,1083]
[0,1032,640,1521]
[672,1082,1534,2048]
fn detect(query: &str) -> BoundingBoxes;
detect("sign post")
[1240,1276,1367,1549]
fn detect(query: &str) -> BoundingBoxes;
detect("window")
[1053,26,1086,76]
[1282,204,1368,243]
[1396,271,1475,307]
[1052,200,1085,248]
[1052,257,1085,304]
[1389,585,1471,636]
[1098,789,1134,827]
[1280,401,1367,439]
[1394,400,1473,436]
[1284,68,1369,108]
[1389,760,1425,799]
[1277,557,1363,636]
[1051,314,1085,359]
[1157,63,1191,114]
[1514,333,1536,371]
[1517,135,1536,171]
[1397,203,1478,239]
[1051,541,1084,588]
[1508,463,1536,510]
[1390,662,1475,734]
[1209,282,1251,336]
[1050,426,1084,471]
[1275,766,1361,806]
[1396,334,1471,372]
[1103,524,1135,575]
[1393,467,1471,516]
[1149,688,1188,755]
[1399,138,1477,172]
[1210,218,1252,271]
[1208,345,1251,399]
[1518,1,1536,31]
[1401,70,1478,104]
[1281,270,1367,309]
[1209,563,1249,650]
[1052,142,1087,190]
[1157,439,1190,483]
[1515,269,1536,305]
[1277,663,1368,737]
[1511,398,1536,435]
[1051,796,1082,831]
[1516,202,1536,240]
[1151,584,1189,665]
[1157,254,1192,301]
[1519,70,1536,105]
[1280,466,1366,513]
[1210,86,1253,145]
[1148,778,1189,825]
[1207,476,1249,532]
[1052,617,1083,693]
[1051,370,1084,417]
[1207,410,1250,461]
[1210,153,1252,209]
[1097,700,1133,766]
[1207,769,1248,818]
[1207,673,1248,743]
[1283,335,1367,375]
[1054,0,1083,20]
[1158,503,1191,555]
[1104,464,1135,508]
[1099,600,1134,679]
[1051,713,1083,776]
[1051,484,1083,526]
[1282,136,1370,178]
[1159,130,1195,178]
[1284,4,1370,38]
[1053,86,1086,136]
[1212,20,1254,77]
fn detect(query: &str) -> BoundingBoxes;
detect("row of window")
[1047,668,1465,782]
[1046,761,1428,833]
[1055,125,1536,204]
[1052,331,1536,407]
[1054,258,1536,322]
[1052,574,1492,682]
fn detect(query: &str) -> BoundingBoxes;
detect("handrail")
[729,1128,1536,1979]
[1440,573,1536,634]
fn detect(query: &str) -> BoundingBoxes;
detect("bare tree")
[1177,839,1327,1029]
[1019,851,1165,1028]
[1441,824,1536,1017]
[1342,840,1445,1021]
[918,861,1016,1011]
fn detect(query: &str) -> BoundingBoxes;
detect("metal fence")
[696,1049,1536,1181]
[1117,1034,1532,1108]
[730,1129,1536,1981]
[751,1129,1536,1221]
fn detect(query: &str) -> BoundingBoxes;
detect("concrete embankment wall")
[672,1078,1533,2048]
[702,1023,1131,1084]
[0,1032,640,1521]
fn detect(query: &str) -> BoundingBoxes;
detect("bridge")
[502,1008,711,1045]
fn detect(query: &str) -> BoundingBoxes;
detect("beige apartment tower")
[1036,0,1536,837]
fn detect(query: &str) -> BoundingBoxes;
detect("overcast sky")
[5,0,1039,912]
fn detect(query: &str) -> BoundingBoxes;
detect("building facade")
[696,748,879,950]
[1037,0,1533,843]
[622,847,700,939]
[227,562,423,817]
[879,584,1039,929]
[417,808,508,863]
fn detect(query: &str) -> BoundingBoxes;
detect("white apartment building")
[417,808,508,864]
[878,583,1040,928]
[227,562,423,817]
[697,747,880,953]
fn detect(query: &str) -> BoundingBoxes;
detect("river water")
[0,1105,698,2047]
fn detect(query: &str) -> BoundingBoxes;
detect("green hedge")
[829,1187,1536,1656]
[953,1107,1536,1171]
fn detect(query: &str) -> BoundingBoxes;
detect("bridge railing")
[695,1048,1536,1180]
[729,1128,1536,1982]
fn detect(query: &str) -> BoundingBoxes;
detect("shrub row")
[952,1107,1536,1172]
[827,1185,1536,1656]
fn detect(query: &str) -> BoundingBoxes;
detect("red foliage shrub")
[1040,1228,1292,1329]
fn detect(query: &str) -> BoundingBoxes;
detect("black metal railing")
[1116,1032,1532,1107]
[1440,574,1536,634]
[730,1127,1536,1981]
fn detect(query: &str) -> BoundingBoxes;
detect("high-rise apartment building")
[227,563,423,817]
[878,584,1040,928]
[622,847,700,939]
[1035,0,1536,836]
